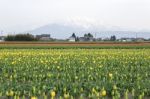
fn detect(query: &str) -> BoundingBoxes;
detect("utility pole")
[135,33,137,42]
[94,32,97,42]
[95,32,97,39]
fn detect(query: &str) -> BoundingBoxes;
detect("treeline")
[5,34,37,41]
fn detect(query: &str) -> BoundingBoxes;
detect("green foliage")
[0,45,150,49]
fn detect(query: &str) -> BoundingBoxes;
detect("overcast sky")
[0,0,150,33]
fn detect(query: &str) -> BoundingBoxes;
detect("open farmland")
[0,49,150,99]
[0,42,150,46]
[0,42,150,49]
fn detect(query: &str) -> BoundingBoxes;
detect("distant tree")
[4,35,15,41]
[110,35,116,41]
[87,33,93,38]
[76,36,79,42]
[84,33,93,38]
[71,33,76,38]
[5,33,38,41]
[84,34,88,38]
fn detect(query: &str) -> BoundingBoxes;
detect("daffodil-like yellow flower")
[100,89,107,97]
[50,91,56,97]
[31,96,37,99]
[6,90,14,96]
[109,73,113,78]
[9,90,14,96]
[64,93,69,99]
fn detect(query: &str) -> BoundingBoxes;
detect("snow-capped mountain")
[29,22,150,39]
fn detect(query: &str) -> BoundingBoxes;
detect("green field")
[0,45,150,49]
[0,49,150,99]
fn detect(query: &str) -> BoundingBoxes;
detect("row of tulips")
[0,49,149,98]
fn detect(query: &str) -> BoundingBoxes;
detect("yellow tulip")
[31,96,37,99]
[50,91,56,97]
[100,89,106,97]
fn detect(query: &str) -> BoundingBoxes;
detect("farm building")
[79,37,94,42]
[119,38,135,42]
[68,36,76,42]
[136,38,145,42]
[0,36,5,42]
[36,34,51,41]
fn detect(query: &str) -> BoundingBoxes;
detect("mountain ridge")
[28,23,150,39]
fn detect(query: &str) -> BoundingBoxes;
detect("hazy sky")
[0,0,150,33]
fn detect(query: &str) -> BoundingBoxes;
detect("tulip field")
[0,49,150,99]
